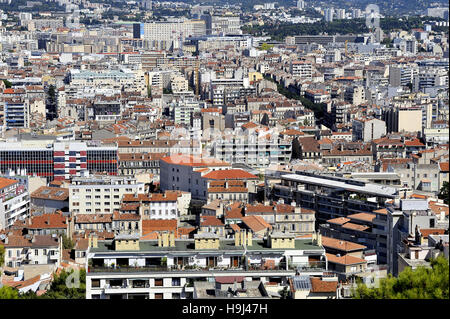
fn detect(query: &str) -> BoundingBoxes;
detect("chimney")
[169,231,175,247]
[247,231,253,247]
[157,233,162,247]
[235,231,240,247]
[162,232,169,247]
[88,234,98,248]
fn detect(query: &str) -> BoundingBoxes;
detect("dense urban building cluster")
[0,0,448,300]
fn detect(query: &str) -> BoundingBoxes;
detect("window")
[154,279,163,287]
[91,279,101,288]
[172,278,181,286]
[43,249,47,255]
[35,249,39,256]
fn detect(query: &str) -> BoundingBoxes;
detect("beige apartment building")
[69,176,145,215]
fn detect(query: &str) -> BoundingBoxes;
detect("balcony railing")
[88,261,326,273]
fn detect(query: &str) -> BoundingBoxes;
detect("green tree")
[353,256,449,299]
[0,244,5,267]
[438,181,449,205]
[259,43,274,51]
[0,286,19,299]
[40,269,86,299]
[62,235,74,250]
[2,79,12,88]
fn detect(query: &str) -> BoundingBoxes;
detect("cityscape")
[0,0,448,301]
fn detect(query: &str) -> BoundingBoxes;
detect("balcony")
[88,262,320,274]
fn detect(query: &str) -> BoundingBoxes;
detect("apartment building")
[140,20,206,50]
[0,140,118,182]
[85,231,327,299]
[3,234,61,268]
[385,199,446,275]
[352,118,387,142]
[271,172,398,225]
[0,177,30,229]
[290,61,313,79]
[69,176,145,215]
[384,107,423,133]
[159,154,230,199]
[213,133,292,168]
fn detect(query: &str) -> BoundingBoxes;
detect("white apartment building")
[352,118,387,142]
[3,234,61,269]
[142,20,206,50]
[159,155,230,200]
[0,177,30,229]
[290,60,313,79]
[173,98,200,126]
[85,232,327,299]
[211,15,241,35]
[69,176,145,215]
[213,133,293,169]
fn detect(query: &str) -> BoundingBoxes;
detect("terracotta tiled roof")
[75,214,113,224]
[428,201,449,217]
[202,169,258,180]
[160,154,230,167]
[113,211,140,221]
[341,223,370,232]
[0,177,18,190]
[31,186,69,202]
[310,277,338,293]
[322,236,366,252]
[241,216,272,233]
[246,204,274,214]
[326,253,366,265]
[225,207,244,219]
[347,213,376,223]
[141,219,177,235]
[27,212,67,229]
[122,192,178,202]
[420,228,446,239]
[275,203,296,214]
[200,216,224,227]
[327,217,350,225]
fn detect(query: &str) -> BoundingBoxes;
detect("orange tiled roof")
[326,253,366,265]
[322,236,366,252]
[241,216,272,233]
[202,169,258,180]
[310,277,338,293]
[0,177,18,190]
[347,213,376,223]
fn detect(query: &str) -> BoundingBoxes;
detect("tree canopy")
[353,256,449,299]
[0,268,86,299]
[438,181,449,205]
[0,244,5,267]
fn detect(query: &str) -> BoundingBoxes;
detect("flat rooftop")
[281,173,397,198]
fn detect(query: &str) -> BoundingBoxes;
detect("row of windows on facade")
[91,278,182,288]
[8,249,56,257]
[72,188,135,193]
